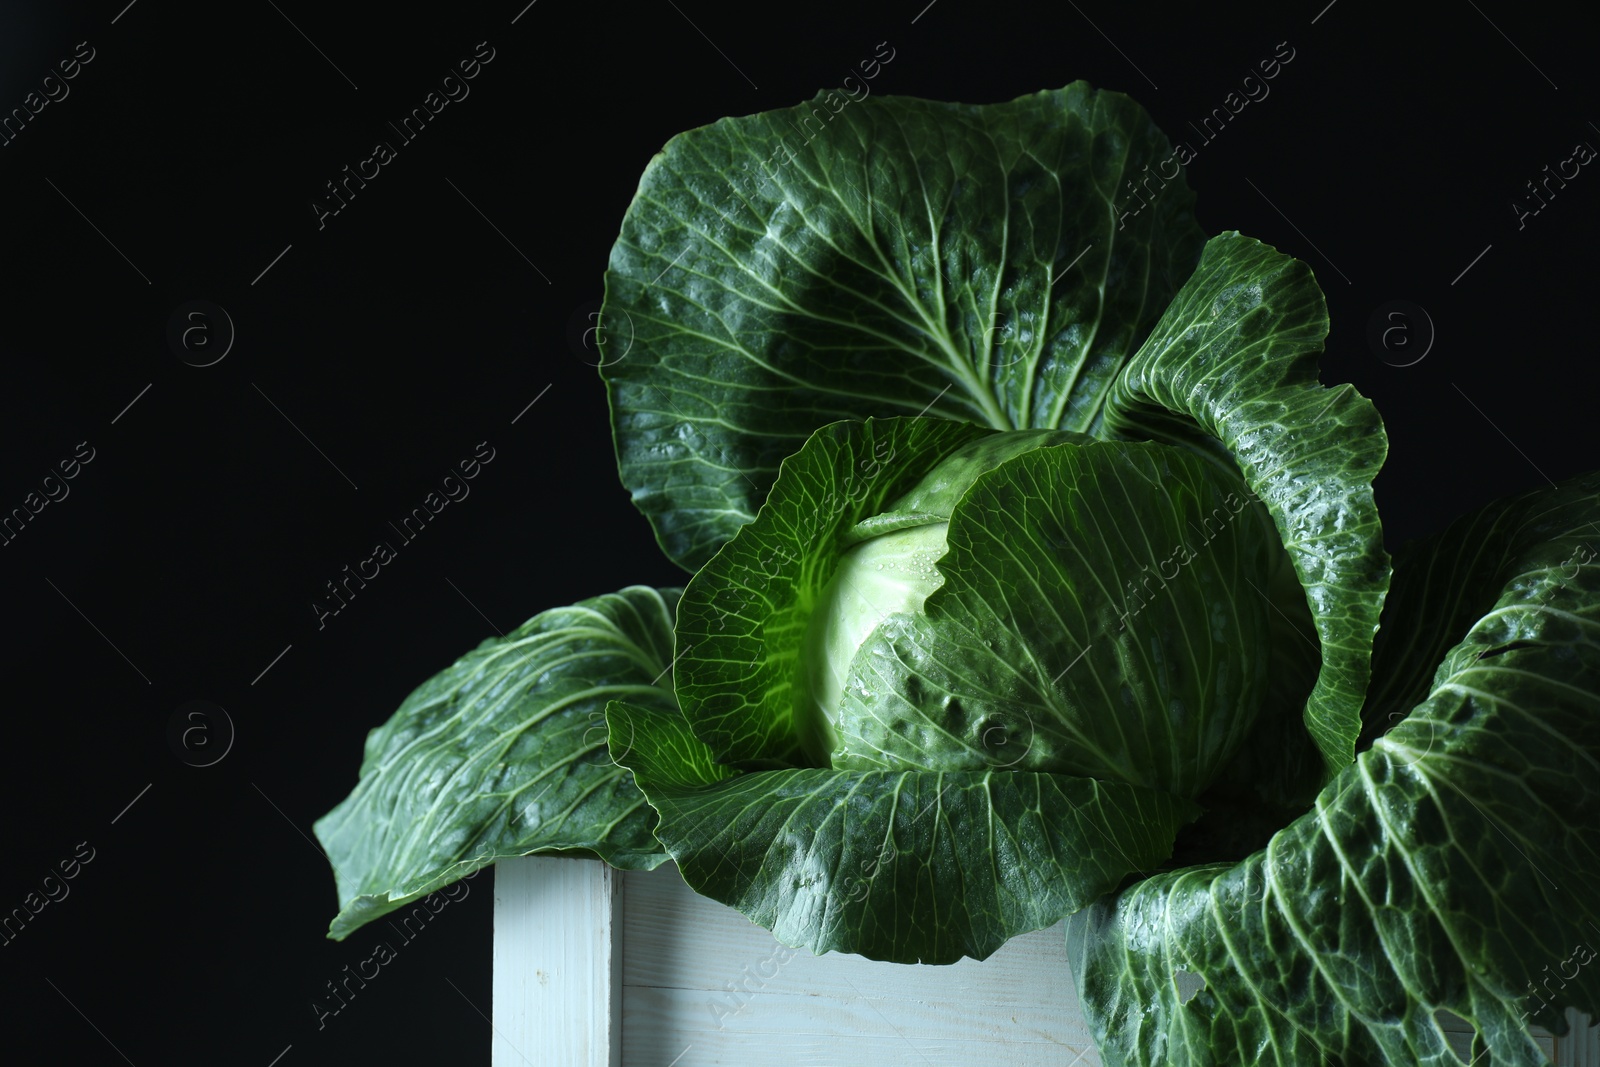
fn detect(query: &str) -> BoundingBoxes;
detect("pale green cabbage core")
[798,520,949,761]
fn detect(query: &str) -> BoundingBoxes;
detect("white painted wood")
[619,861,1094,1066]
[495,855,1596,1066]
[1561,1008,1600,1067]
[493,856,620,1067]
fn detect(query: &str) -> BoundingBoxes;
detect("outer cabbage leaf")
[1067,471,1600,1067]
[1103,231,1391,778]
[609,697,1197,966]
[601,81,1205,571]
[313,586,679,940]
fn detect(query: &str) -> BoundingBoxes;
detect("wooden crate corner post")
[493,856,622,1067]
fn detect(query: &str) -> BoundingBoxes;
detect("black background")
[0,1,1593,1063]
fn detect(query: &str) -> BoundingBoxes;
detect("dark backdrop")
[1,1,1593,1063]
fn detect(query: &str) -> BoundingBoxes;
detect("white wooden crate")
[493,856,1596,1066]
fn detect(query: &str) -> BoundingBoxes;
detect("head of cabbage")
[790,427,1294,800]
